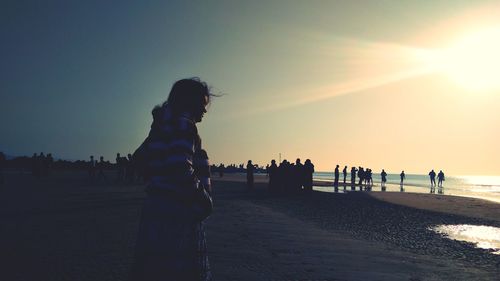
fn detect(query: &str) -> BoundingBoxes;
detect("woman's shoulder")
[158,108,198,132]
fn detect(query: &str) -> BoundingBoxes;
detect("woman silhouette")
[130,78,214,281]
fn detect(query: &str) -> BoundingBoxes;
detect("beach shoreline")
[215,172,500,212]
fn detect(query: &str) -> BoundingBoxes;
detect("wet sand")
[210,179,499,280]
[0,171,498,280]
[370,191,500,223]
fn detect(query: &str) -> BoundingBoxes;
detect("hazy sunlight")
[426,27,500,92]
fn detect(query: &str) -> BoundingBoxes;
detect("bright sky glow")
[244,39,435,114]
[421,27,500,92]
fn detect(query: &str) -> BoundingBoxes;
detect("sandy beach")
[0,171,498,280]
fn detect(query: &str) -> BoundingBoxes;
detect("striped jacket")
[145,105,205,196]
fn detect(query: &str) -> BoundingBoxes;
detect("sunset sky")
[2,1,500,175]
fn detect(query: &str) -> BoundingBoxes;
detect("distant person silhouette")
[218,164,224,178]
[294,159,304,192]
[400,170,405,191]
[281,160,293,194]
[97,156,107,182]
[366,169,373,186]
[268,160,278,192]
[380,169,387,191]
[303,159,314,193]
[116,153,124,182]
[429,169,436,193]
[247,160,254,189]
[46,153,53,176]
[88,155,96,180]
[0,151,5,184]
[437,170,445,188]
[277,160,286,193]
[358,167,365,191]
[342,165,347,185]
[429,169,436,186]
[350,166,357,190]
[126,153,135,183]
[333,165,340,192]
[365,168,373,191]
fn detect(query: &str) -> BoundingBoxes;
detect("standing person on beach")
[129,78,214,281]
[303,159,314,192]
[279,160,289,193]
[350,166,357,190]
[437,170,445,188]
[380,169,387,191]
[429,169,436,193]
[334,165,340,192]
[97,156,107,183]
[247,160,255,189]
[46,153,53,177]
[268,160,278,192]
[294,158,304,192]
[88,155,96,180]
[342,165,347,186]
[365,169,373,190]
[218,164,224,178]
[429,169,436,186]
[358,167,364,190]
[277,161,285,193]
[116,153,124,182]
[400,170,406,191]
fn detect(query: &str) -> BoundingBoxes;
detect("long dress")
[129,106,212,281]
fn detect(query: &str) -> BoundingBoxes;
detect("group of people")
[247,161,445,195]
[87,155,108,182]
[329,165,386,192]
[115,153,137,183]
[87,154,141,184]
[332,166,445,193]
[429,169,446,193]
[31,152,54,178]
[246,158,315,194]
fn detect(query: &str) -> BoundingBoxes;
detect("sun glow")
[241,26,500,116]
[428,27,500,92]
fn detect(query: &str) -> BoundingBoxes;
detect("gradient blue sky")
[2,1,500,175]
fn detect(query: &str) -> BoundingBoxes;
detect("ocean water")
[313,172,500,203]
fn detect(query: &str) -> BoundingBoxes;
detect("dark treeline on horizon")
[2,155,114,171]
[0,153,270,174]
